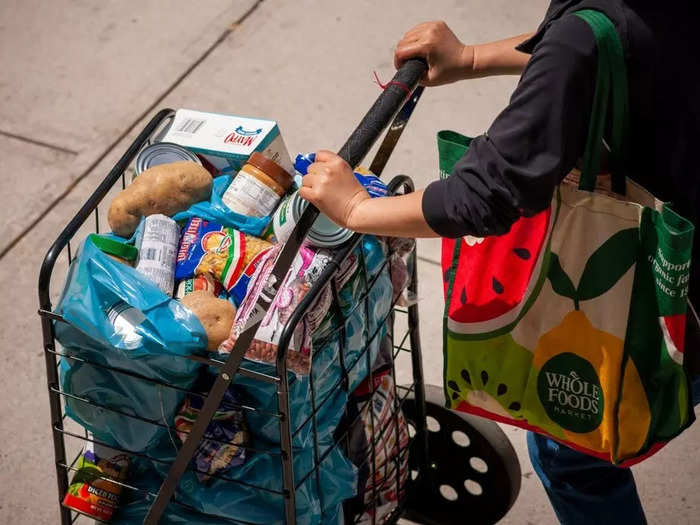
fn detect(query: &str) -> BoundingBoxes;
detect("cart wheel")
[401,384,521,525]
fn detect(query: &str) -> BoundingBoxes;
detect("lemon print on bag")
[528,229,651,460]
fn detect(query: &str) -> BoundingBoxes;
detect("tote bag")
[440,10,695,465]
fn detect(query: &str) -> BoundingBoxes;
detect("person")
[300,1,700,523]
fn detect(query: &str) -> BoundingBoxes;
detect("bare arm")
[394,21,532,86]
[347,190,439,238]
[470,33,533,77]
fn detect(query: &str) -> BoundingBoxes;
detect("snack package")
[386,237,416,307]
[294,153,388,198]
[62,435,131,522]
[346,344,410,525]
[175,217,272,295]
[174,378,249,483]
[219,245,358,374]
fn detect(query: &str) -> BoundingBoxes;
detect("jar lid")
[246,152,293,191]
[89,234,138,261]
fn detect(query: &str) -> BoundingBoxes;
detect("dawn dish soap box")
[162,108,293,176]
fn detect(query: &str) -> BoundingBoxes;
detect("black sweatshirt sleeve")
[422,14,598,238]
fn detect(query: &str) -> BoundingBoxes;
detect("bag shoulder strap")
[574,9,630,194]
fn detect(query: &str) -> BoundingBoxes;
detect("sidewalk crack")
[0,0,266,262]
[0,130,78,155]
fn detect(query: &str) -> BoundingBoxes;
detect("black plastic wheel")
[401,384,521,525]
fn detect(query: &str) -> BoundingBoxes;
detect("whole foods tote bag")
[440,10,695,465]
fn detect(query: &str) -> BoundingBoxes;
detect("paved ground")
[1,1,698,524]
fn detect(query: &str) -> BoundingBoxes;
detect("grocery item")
[134,214,179,296]
[353,166,389,198]
[220,245,358,374]
[88,234,138,266]
[268,190,354,247]
[106,301,146,350]
[294,153,388,197]
[161,108,294,175]
[386,237,416,306]
[175,217,272,291]
[174,377,249,483]
[108,161,212,238]
[221,152,293,217]
[134,142,202,175]
[181,290,236,351]
[175,273,224,299]
[345,336,409,525]
[62,435,130,522]
[229,247,269,306]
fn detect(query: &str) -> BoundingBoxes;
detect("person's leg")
[527,432,647,524]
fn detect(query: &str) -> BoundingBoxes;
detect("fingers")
[298,185,315,202]
[314,149,336,163]
[394,41,430,69]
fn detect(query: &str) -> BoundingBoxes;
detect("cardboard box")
[162,109,293,175]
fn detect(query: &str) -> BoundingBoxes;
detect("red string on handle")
[373,71,412,100]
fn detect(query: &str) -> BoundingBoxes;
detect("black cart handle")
[144,58,427,525]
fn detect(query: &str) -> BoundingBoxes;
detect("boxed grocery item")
[161,109,294,175]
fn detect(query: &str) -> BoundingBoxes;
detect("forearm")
[468,33,533,78]
[346,190,440,238]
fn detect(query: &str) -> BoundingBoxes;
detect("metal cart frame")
[39,59,521,525]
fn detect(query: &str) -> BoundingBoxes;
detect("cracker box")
[162,109,293,176]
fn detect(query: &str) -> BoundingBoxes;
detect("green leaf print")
[577,228,638,301]
[548,254,578,301]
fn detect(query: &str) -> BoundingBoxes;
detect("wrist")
[344,190,371,231]
[460,44,477,78]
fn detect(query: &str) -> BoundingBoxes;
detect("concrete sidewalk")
[1,1,698,524]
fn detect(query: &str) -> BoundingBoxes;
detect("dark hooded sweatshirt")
[421,1,700,364]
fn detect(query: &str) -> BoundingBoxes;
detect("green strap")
[574,10,629,194]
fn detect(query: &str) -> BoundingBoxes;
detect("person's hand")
[394,21,474,86]
[299,150,370,229]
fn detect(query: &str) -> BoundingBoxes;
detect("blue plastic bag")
[172,175,271,236]
[112,434,356,525]
[54,237,206,450]
[231,236,393,447]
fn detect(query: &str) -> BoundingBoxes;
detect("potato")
[108,161,212,237]
[181,290,236,351]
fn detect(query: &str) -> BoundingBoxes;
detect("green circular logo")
[537,353,603,433]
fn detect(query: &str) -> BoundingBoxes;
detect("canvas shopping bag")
[440,10,695,465]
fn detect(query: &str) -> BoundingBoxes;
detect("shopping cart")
[38,59,521,524]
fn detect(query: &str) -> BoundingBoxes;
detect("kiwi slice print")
[445,334,531,419]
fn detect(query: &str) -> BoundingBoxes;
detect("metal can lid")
[285,191,353,247]
[89,234,138,261]
[309,213,354,248]
[135,142,201,175]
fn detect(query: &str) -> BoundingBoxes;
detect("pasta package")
[175,217,272,294]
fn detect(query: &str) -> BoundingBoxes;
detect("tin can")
[135,142,201,175]
[175,273,223,299]
[134,214,179,296]
[62,434,130,522]
[271,191,354,248]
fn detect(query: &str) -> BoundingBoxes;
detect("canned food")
[134,214,180,296]
[270,191,353,248]
[174,273,223,299]
[62,434,130,522]
[135,142,201,175]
